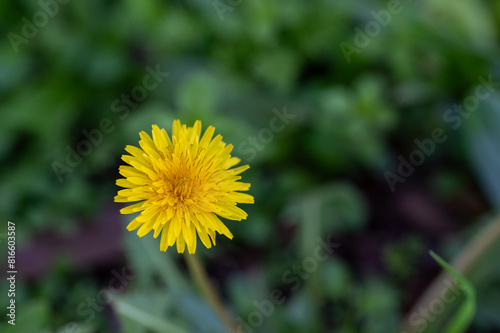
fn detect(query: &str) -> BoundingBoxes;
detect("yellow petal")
[172,120,181,138]
[227,192,254,204]
[160,128,173,150]
[176,235,186,253]
[160,223,170,250]
[207,228,216,245]
[139,131,161,159]
[225,157,241,169]
[230,165,250,176]
[206,213,233,239]
[116,178,135,188]
[125,145,149,164]
[188,120,202,144]
[137,215,157,237]
[126,217,143,231]
[183,221,196,254]
[216,204,248,221]
[199,125,215,148]
[120,202,145,214]
[193,215,212,249]
[114,195,139,203]
[119,165,146,178]
[151,125,167,152]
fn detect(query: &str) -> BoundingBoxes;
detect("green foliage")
[1,0,500,332]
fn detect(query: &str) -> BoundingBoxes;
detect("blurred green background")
[1,0,500,332]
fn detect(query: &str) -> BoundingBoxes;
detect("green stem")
[185,253,237,333]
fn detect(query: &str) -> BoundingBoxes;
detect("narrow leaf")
[429,251,476,333]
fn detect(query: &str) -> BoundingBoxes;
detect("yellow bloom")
[115,120,254,254]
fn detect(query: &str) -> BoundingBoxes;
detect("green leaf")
[429,251,476,333]
[114,298,190,333]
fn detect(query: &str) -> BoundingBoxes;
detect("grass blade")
[429,251,476,333]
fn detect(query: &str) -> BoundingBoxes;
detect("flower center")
[171,175,193,201]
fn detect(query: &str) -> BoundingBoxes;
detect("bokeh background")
[1,0,500,332]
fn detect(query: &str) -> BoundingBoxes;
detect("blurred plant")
[307,76,397,170]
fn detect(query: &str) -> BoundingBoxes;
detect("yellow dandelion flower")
[114,120,254,254]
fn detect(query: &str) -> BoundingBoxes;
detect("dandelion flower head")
[115,120,254,254]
